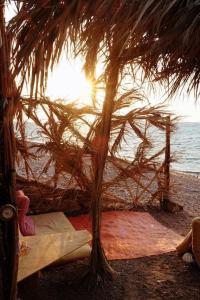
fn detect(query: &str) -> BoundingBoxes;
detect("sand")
[171,171,200,217]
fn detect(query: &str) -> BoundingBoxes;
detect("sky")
[6,5,200,122]
[166,98,200,122]
[45,57,200,122]
[146,82,200,122]
[46,57,93,106]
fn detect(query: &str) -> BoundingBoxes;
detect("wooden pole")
[0,2,18,299]
[165,116,170,197]
[162,115,170,209]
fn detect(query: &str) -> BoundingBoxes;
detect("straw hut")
[1,1,200,299]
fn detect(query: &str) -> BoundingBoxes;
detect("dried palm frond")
[16,96,97,191]
[9,0,200,98]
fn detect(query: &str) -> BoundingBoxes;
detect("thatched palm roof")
[9,0,200,96]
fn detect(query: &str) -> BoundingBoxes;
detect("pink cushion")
[16,190,35,236]
[16,190,30,214]
[19,215,35,236]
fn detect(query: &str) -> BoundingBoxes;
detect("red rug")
[69,211,182,260]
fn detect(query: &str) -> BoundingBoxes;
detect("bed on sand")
[18,212,91,282]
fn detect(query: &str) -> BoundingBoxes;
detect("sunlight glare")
[46,58,93,105]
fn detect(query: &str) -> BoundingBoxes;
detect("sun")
[46,58,93,105]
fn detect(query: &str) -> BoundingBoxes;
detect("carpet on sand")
[69,211,183,260]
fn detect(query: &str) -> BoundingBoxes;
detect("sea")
[23,122,200,175]
[120,122,200,175]
[169,122,200,174]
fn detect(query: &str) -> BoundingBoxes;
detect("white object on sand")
[182,252,194,264]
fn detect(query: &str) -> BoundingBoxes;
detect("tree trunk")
[0,3,18,299]
[88,52,120,285]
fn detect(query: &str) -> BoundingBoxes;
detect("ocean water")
[119,122,200,174]
[122,122,200,174]
[22,122,200,174]
[171,122,200,174]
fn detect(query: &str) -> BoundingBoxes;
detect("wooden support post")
[162,116,183,213]
[161,115,171,210]
[164,115,171,201]
[0,2,18,299]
